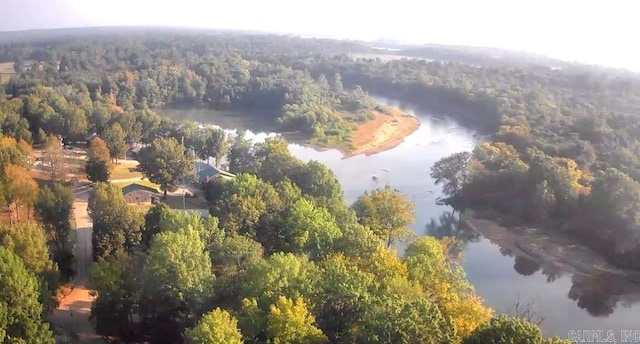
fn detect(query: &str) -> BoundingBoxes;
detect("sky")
[0,0,637,70]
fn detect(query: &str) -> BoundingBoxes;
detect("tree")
[313,255,375,342]
[331,73,344,93]
[211,173,281,236]
[267,296,328,344]
[142,228,214,342]
[34,183,73,277]
[431,151,472,197]
[42,135,67,182]
[86,136,112,182]
[185,308,244,344]
[102,122,126,162]
[359,297,456,344]
[228,130,256,174]
[0,136,30,172]
[88,182,143,259]
[137,138,194,197]
[90,252,140,340]
[291,160,343,207]
[463,315,542,344]
[0,223,57,276]
[142,205,222,252]
[206,127,228,168]
[585,168,640,252]
[64,106,88,141]
[3,164,37,221]
[405,237,492,339]
[254,137,300,185]
[210,233,263,300]
[280,198,342,259]
[0,247,55,344]
[242,253,319,311]
[351,185,416,247]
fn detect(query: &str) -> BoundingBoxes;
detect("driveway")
[50,186,105,343]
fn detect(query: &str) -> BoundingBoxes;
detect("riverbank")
[462,212,640,279]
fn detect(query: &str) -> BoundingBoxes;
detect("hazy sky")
[0,0,636,70]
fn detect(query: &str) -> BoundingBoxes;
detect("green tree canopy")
[137,137,195,196]
[242,253,319,311]
[0,247,54,344]
[211,173,281,236]
[102,122,126,162]
[85,136,112,182]
[228,130,257,175]
[280,198,342,259]
[88,182,143,259]
[142,227,215,342]
[90,252,140,340]
[351,185,415,247]
[34,183,73,255]
[431,151,472,197]
[463,315,542,344]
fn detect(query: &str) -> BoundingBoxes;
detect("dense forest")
[1,30,381,149]
[1,28,638,342]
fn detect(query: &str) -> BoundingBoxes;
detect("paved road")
[50,187,105,343]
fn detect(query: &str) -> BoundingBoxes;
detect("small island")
[341,106,420,157]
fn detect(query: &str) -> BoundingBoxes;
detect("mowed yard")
[0,62,16,85]
[111,161,143,180]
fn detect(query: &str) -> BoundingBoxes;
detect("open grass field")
[0,62,16,85]
[0,62,14,73]
[111,162,143,180]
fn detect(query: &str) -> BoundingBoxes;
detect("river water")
[161,99,640,338]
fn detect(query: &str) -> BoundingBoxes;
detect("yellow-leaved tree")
[267,296,328,344]
[405,237,492,341]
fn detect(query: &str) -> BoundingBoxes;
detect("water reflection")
[424,210,640,320]
[513,256,540,277]
[425,211,480,244]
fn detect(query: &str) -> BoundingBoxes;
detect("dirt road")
[50,186,105,343]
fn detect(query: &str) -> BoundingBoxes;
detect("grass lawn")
[0,62,16,85]
[0,62,14,73]
[111,162,143,180]
[162,195,210,210]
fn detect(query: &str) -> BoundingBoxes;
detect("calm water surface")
[161,99,640,337]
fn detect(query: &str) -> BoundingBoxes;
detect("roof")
[121,183,160,195]
[196,162,236,182]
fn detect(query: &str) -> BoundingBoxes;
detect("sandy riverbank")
[462,213,640,279]
[344,107,420,158]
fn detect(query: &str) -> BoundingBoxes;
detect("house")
[121,183,160,204]
[196,162,236,183]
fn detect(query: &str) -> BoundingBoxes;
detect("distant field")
[0,62,14,73]
[351,53,433,62]
[0,62,15,85]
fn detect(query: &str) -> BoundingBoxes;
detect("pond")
[160,98,640,338]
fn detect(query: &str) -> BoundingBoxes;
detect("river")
[161,98,640,338]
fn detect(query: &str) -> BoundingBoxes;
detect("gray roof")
[121,183,160,195]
